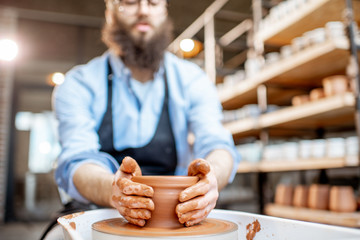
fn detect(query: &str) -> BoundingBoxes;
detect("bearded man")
[53,0,240,228]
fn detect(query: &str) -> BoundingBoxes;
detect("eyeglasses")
[111,0,167,15]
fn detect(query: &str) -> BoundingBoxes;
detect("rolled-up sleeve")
[52,63,119,202]
[55,151,119,203]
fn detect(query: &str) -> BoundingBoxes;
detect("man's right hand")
[110,156,154,227]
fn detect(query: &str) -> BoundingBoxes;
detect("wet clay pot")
[132,176,199,229]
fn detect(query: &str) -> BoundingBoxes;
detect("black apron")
[97,60,178,175]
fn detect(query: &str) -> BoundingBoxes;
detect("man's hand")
[110,156,154,227]
[176,159,219,227]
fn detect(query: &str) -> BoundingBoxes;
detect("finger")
[187,159,210,177]
[118,206,152,219]
[179,179,209,202]
[119,178,154,197]
[176,196,209,215]
[178,207,211,224]
[120,195,155,210]
[123,215,146,227]
[185,216,206,227]
[120,156,142,176]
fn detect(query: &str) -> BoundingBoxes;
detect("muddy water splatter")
[69,222,76,230]
[246,219,261,240]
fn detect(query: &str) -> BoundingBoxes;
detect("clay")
[69,222,76,230]
[293,185,309,208]
[63,211,84,220]
[291,95,310,106]
[131,175,199,228]
[308,184,330,210]
[309,88,325,101]
[246,219,261,240]
[92,217,238,238]
[329,186,357,212]
[322,75,349,97]
[275,184,293,206]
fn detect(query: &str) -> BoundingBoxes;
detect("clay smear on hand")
[246,219,261,240]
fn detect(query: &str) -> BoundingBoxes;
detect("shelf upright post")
[204,13,216,84]
[251,0,264,56]
[257,85,269,213]
[252,0,267,214]
[344,0,360,166]
[344,0,360,191]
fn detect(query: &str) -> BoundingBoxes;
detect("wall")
[0,1,107,221]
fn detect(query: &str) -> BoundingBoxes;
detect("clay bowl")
[132,175,199,229]
[329,186,357,212]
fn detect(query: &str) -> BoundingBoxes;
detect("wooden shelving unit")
[265,204,360,228]
[225,93,355,139]
[218,0,360,227]
[219,38,354,109]
[255,0,360,46]
[237,157,358,173]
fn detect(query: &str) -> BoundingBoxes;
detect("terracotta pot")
[309,88,325,101]
[132,176,199,229]
[329,186,357,212]
[322,75,349,97]
[308,184,330,210]
[274,184,293,206]
[293,185,309,208]
[292,95,310,106]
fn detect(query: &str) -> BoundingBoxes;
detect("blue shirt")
[53,51,240,203]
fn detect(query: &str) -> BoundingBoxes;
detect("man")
[53,0,240,228]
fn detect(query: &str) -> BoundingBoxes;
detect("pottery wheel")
[92,218,238,240]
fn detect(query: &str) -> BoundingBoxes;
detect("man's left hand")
[175,159,219,227]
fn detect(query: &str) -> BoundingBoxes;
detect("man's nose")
[138,0,150,15]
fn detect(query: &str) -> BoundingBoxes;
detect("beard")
[102,14,173,72]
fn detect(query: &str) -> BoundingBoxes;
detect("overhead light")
[47,72,65,86]
[180,39,195,52]
[179,39,203,58]
[0,39,18,61]
[52,72,65,85]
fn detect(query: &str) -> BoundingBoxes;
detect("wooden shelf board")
[237,157,358,173]
[265,203,360,228]
[260,93,355,129]
[225,117,259,137]
[220,39,351,110]
[259,158,350,172]
[236,161,260,173]
[264,40,349,87]
[219,78,259,110]
[226,93,355,138]
[255,0,360,45]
